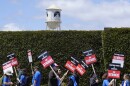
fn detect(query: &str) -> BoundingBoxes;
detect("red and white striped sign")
[65,61,76,73]
[112,55,124,68]
[85,54,97,65]
[76,64,86,76]
[10,58,18,66]
[41,56,54,68]
[108,70,120,79]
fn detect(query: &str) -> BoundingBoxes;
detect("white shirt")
[123,81,126,86]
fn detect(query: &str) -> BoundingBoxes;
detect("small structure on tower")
[46,5,61,30]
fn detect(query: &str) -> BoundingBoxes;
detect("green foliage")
[103,28,130,82]
[0,31,103,85]
[1,29,130,85]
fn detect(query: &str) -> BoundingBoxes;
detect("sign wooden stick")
[14,67,20,83]
[31,63,33,73]
[60,70,69,85]
[50,66,60,79]
[114,79,116,86]
[14,67,18,77]
[91,64,96,75]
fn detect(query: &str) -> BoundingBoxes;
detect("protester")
[102,73,114,86]
[16,65,23,86]
[32,66,41,86]
[121,74,130,86]
[19,69,27,86]
[90,73,99,86]
[67,70,79,86]
[48,63,61,86]
[2,71,13,86]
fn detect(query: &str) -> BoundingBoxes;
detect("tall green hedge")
[0,31,103,85]
[103,28,130,83]
[1,29,130,85]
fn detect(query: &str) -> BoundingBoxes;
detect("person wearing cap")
[32,66,41,86]
[121,74,130,86]
[48,63,61,86]
[67,70,79,86]
[2,71,13,86]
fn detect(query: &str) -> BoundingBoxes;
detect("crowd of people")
[0,63,130,86]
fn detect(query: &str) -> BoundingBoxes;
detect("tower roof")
[46,5,61,10]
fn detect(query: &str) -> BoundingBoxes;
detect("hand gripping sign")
[2,61,13,74]
[108,70,120,79]
[112,54,125,68]
[38,51,54,68]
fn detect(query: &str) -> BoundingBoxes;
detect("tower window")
[54,11,60,17]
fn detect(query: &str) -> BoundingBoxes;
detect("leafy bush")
[0,31,103,85]
[2,28,130,85]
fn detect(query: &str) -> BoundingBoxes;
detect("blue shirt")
[102,79,109,86]
[32,71,41,86]
[122,80,130,86]
[2,76,11,86]
[20,75,26,86]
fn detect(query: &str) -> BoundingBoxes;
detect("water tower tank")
[46,5,61,30]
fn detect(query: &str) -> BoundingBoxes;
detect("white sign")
[2,61,13,74]
[27,50,33,62]
[112,55,124,68]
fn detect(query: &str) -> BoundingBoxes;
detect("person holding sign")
[32,66,41,86]
[19,69,27,86]
[67,70,79,86]
[2,71,13,86]
[102,73,113,86]
[48,63,61,86]
[90,73,99,86]
[121,74,130,86]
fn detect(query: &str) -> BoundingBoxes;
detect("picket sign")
[2,61,13,74]
[84,54,97,65]
[109,63,121,70]
[40,56,54,68]
[27,50,33,63]
[27,50,33,73]
[65,60,76,73]
[84,53,97,75]
[76,64,86,76]
[107,70,120,79]
[10,58,18,66]
[112,54,125,68]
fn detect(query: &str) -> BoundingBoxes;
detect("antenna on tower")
[46,5,62,30]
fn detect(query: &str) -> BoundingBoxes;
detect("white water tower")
[46,5,61,30]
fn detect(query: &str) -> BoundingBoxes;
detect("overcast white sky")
[0,0,130,31]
